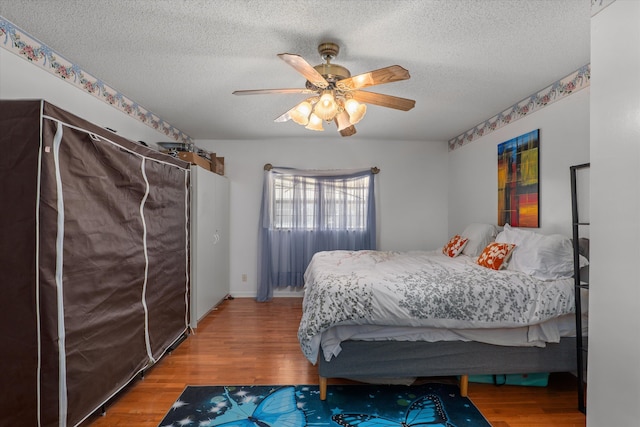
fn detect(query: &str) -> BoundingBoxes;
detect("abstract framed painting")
[497,129,539,227]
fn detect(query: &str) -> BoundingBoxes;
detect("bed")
[298,223,588,400]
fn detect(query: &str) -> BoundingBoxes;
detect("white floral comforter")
[298,250,575,364]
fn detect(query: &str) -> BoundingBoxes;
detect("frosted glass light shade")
[314,91,338,121]
[334,110,352,131]
[290,101,312,125]
[305,113,324,131]
[345,99,367,124]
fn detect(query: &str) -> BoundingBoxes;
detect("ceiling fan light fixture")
[305,113,324,131]
[345,98,367,124]
[234,42,414,137]
[290,101,313,125]
[334,110,352,131]
[314,90,338,121]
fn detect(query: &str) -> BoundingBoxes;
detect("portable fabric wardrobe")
[0,100,190,426]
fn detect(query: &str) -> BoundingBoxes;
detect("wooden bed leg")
[319,376,328,400]
[460,374,469,397]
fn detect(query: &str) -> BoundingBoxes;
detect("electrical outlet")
[241,273,247,282]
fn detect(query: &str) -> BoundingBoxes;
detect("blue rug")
[158,383,491,426]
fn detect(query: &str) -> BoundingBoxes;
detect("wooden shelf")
[173,151,225,175]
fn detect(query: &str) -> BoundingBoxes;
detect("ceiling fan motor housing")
[307,42,351,89]
[233,40,414,136]
[311,63,350,86]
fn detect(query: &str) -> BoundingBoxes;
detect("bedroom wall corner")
[446,87,590,238]
[0,47,171,145]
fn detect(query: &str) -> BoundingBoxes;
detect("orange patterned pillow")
[443,235,469,257]
[477,242,516,270]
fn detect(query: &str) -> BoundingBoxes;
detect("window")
[270,174,370,231]
[257,167,377,301]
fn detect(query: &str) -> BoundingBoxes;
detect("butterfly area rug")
[158,383,491,427]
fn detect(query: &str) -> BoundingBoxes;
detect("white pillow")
[460,223,498,257]
[495,224,583,280]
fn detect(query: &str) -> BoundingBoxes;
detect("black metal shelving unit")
[570,162,590,414]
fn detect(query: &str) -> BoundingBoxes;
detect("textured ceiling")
[0,0,591,142]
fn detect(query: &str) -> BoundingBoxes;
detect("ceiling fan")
[232,42,415,137]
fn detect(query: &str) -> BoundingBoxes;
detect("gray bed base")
[317,338,577,399]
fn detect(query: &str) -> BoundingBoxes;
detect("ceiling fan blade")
[278,53,330,89]
[337,65,410,90]
[338,124,356,137]
[274,97,318,123]
[274,111,292,123]
[351,90,416,111]
[233,88,316,96]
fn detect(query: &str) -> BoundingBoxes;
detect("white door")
[190,166,229,328]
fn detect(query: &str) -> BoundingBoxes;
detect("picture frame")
[497,129,539,227]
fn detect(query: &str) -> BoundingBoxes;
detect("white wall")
[197,138,449,297]
[0,48,171,144]
[0,41,450,299]
[588,1,640,425]
[447,87,590,238]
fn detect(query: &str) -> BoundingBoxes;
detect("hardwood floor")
[84,297,585,426]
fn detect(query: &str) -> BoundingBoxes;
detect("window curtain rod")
[263,163,380,174]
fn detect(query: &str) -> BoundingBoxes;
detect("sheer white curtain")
[257,167,377,301]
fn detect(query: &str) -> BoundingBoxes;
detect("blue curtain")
[257,167,376,301]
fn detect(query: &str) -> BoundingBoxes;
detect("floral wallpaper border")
[448,0,611,152]
[2,4,604,150]
[447,64,590,151]
[0,17,193,144]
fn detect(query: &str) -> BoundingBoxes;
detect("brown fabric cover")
[1,100,190,426]
[1,100,42,424]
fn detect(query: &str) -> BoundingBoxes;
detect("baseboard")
[225,290,304,298]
